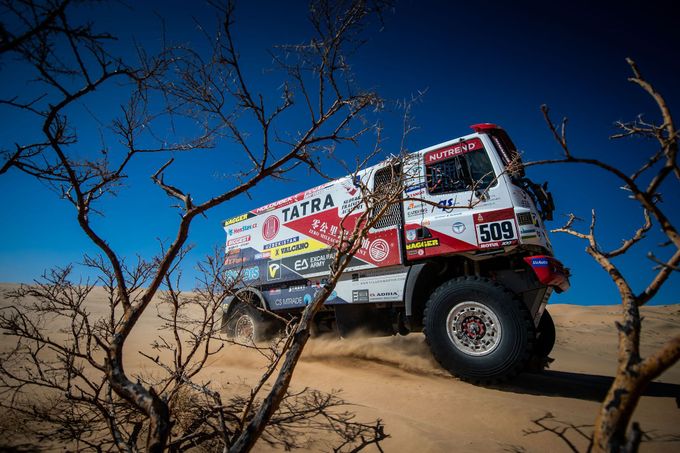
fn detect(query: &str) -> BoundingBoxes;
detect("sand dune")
[1,283,678,452]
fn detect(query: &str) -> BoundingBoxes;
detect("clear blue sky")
[0,0,677,305]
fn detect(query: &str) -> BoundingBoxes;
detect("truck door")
[402,137,516,260]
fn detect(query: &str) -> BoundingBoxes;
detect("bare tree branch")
[535,58,679,452]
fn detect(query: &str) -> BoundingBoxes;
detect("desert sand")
[1,283,678,452]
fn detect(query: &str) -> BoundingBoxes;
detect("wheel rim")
[234,314,255,342]
[446,301,502,356]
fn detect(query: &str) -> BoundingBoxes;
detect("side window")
[426,149,495,195]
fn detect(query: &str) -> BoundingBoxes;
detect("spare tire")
[423,276,535,384]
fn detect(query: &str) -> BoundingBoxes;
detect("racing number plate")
[475,219,517,248]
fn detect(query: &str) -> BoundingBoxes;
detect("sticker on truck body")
[474,208,518,249]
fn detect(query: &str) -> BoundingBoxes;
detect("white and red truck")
[221,123,569,383]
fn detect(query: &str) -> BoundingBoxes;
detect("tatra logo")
[282,194,335,221]
[452,222,466,234]
[262,215,280,241]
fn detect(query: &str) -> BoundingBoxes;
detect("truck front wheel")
[527,309,556,371]
[423,277,535,384]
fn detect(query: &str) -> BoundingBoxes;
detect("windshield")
[426,149,495,195]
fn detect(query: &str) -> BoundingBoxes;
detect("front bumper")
[523,255,570,293]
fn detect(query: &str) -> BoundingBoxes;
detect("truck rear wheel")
[423,277,535,384]
[223,298,281,343]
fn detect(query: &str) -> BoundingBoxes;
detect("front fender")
[222,287,268,316]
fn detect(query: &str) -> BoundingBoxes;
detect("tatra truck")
[221,124,570,383]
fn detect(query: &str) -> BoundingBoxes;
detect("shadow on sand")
[493,370,680,405]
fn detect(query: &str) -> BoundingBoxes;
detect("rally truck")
[220,123,569,383]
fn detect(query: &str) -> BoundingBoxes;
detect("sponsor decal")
[263,236,300,250]
[520,225,537,239]
[278,241,309,256]
[285,250,360,276]
[288,284,307,292]
[341,196,362,215]
[282,194,335,221]
[224,213,252,226]
[452,222,466,234]
[405,182,426,193]
[405,238,440,250]
[227,235,251,247]
[268,239,325,259]
[303,181,333,199]
[227,223,258,236]
[303,294,313,305]
[226,247,240,256]
[254,252,271,260]
[262,215,280,241]
[224,257,245,266]
[368,239,390,262]
[311,218,340,235]
[406,229,417,241]
[252,193,304,215]
[273,296,304,307]
[438,198,456,210]
[474,208,516,224]
[531,258,549,267]
[405,207,428,218]
[294,258,309,271]
[352,289,369,303]
[267,261,281,280]
[369,291,399,301]
[226,266,260,282]
[424,138,484,165]
[479,239,517,249]
[341,178,358,196]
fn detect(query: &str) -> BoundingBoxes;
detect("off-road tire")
[423,276,535,384]
[222,299,280,343]
[527,309,556,372]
